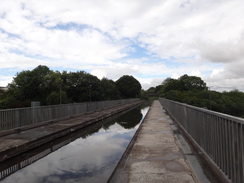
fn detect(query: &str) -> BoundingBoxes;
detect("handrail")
[0,99,140,131]
[159,98,243,183]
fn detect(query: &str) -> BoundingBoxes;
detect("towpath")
[108,100,199,183]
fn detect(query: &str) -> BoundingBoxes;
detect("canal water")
[0,104,150,183]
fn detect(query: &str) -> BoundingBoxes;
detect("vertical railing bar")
[213,115,217,162]
[224,119,228,176]
[211,115,215,161]
[231,121,236,183]
[216,116,220,164]
[217,117,221,169]
[216,117,220,168]
[236,122,241,183]
[230,120,234,182]
[222,118,226,175]
[241,124,244,183]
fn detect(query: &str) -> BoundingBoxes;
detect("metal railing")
[159,98,244,183]
[0,99,139,132]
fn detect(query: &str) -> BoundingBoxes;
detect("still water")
[1,105,150,183]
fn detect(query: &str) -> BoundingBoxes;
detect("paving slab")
[108,100,198,183]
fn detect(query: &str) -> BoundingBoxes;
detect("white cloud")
[0,75,13,86]
[0,0,244,91]
[206,59,244,91]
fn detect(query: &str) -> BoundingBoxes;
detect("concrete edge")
[107,104,152,183]
[0,101,143,138]
[0,101,144,163]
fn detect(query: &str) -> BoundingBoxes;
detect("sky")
[0,0,244,91]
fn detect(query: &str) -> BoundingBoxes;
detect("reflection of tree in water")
[80,118,116,139]
[102,107,143,130]
[79,107,143,138]
[102,120,116,131]
[116,108,142,129]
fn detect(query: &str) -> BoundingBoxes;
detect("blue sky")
[1,0,244,91]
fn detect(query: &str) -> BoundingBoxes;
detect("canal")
[0,104,150,183]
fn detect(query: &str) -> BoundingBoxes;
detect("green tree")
[7,65,51,106]
[179,74,207,91]
[0,65,144,109]
[46,91,67,105]
[160,78,181,93]
[100,77,118,100]
[116,75,141,98]
[160,75,207,95]
[63,71,102,102]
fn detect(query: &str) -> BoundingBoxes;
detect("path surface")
[109,100,198,183]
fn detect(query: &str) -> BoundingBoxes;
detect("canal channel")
[0,103,150,183]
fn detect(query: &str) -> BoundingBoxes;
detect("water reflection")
[0,105,150,183]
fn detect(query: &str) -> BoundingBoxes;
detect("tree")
[63,71,102,102]
[161,78,181,93]
[0,66,144,109]
[0,88,5,95]
[100,77,118,100]
[7,65,51,106]
[46,91,67,105]
[116,75,141,98]
[160,75,207,95]
[179,74,207,91]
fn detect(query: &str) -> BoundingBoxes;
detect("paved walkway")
[109,100,198,183]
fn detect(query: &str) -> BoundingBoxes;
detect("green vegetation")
[0,65,141,109]
[116,75,141,98]
[143,74,244,118]
[1,67,243,118]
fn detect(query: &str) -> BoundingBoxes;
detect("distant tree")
[222,89,244,116]
[100,77,118,100]
[157,74,244,117]
[0,88,5,95]
[63,71,102,102]
[46,91,67,105]
[147,87,156,93]
[116,75,141,98]
[179,74,207,91]
[160,78,181,93]
[7,65,51,106]
[0,66,144,109]
[140,89,148,100]
[160,75,207,95]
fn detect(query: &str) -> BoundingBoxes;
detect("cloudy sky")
[0,0,244,91]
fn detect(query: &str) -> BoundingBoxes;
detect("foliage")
[144,74,244,118]
[0,65,141,108]
[100,77,119,100]
[0,88,5,95]
[115,75,141,98]
[161,74,207,93]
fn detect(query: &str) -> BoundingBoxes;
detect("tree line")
[1,67,244,118]
[142,74,244,118]
[0,65,141,109]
